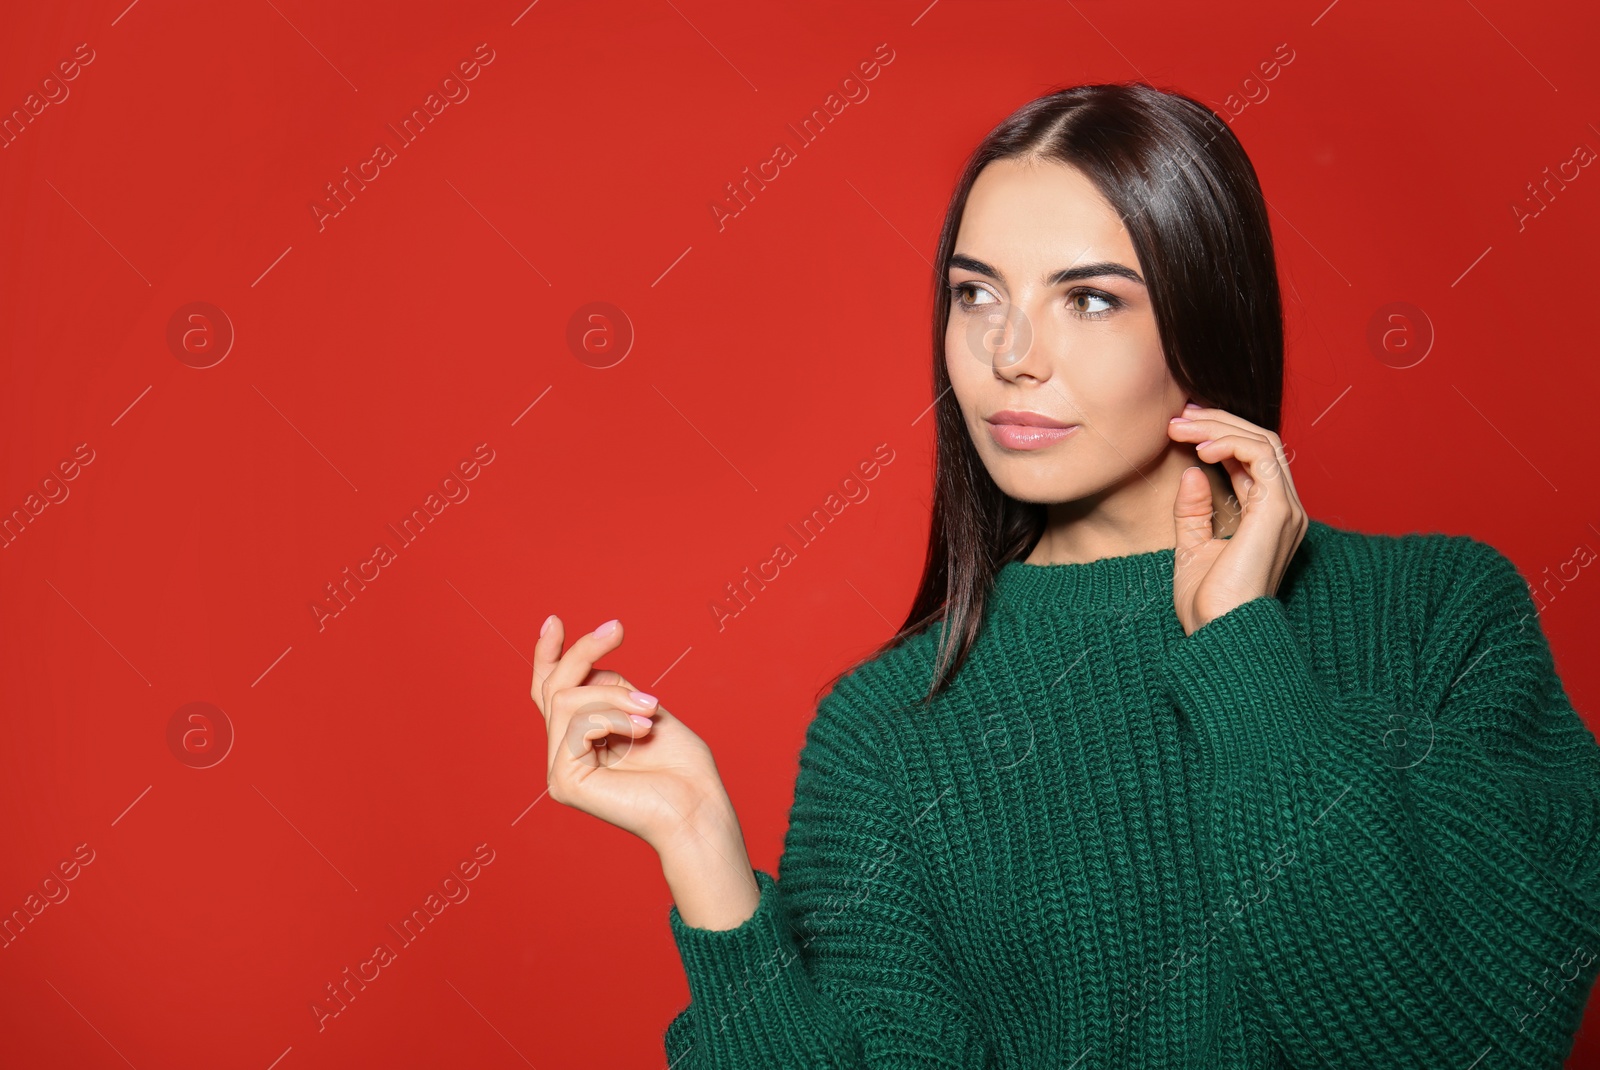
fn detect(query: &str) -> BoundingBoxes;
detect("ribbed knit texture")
[662,518,1600,1068]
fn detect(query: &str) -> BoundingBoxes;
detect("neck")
[1024,450,1239,567]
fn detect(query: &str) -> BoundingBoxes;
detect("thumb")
[1173,466,1214,561]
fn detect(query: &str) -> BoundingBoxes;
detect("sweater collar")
[989,543,1177,615]
[986,518,1336,616]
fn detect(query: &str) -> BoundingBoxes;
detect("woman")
[529,82,1600,1067]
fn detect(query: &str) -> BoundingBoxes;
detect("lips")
[986,410,1075,428]
[985,414,1079,451]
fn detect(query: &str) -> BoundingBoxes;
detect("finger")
[1217,456,1251,516]
[1168,415,1261,450]
[1172,465,1215,562]
[531,614,566,717]
[1178,412,1294,493]
[1171,416,1261,496]
[1179,404,1273,441]
[1203,435,1296,513]
[584,668,639,691]
[1192,435,1283,500]
[548,683,659,753]
[559,705,655,763]
[1191,435,1295,562]
[541,618,627,712]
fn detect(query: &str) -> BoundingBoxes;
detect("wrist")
[654,783,741,859]
[664,854,761,931]
[657,797,761,931]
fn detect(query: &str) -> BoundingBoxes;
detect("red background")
[3,1,1598,1067]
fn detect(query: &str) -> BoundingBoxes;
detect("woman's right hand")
[530,615,732,854]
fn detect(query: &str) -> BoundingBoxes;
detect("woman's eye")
[1068,290,1118,318]
[950,283,1118,318]
[949,283,996,308]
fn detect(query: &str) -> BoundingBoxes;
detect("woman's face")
[945,156,1190,507]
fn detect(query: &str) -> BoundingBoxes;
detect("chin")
[987,466,1089,505]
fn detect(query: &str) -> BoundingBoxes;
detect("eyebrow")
[947,253,1146,287]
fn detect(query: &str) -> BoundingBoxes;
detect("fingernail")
[629,714,653,728]
[630,691,658,707]
[539,614,555,638]
[1170,416,1190,423]
[1185,402,1201,409]
[594,619,619,638]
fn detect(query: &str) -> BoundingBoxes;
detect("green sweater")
[662,518,1600,1068]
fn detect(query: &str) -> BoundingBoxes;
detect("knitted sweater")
[662,518,1600,1068]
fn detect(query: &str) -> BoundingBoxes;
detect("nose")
[979,300,1052,383]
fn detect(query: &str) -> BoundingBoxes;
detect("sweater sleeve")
[1161,537,1600,1069]
[661,682,988,1068]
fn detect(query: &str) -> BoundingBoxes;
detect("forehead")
[954,157,1137,271]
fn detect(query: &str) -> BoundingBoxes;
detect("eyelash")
[947,283,1122,320]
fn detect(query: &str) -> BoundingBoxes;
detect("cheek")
[1075,337,1172,439]
[944,327,987,400]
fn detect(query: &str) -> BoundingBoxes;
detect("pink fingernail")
[1185,402,1201,409]
[629,714,653,728]
[594,619,619,638]
[539,615,555,638]
[630,691,658,707]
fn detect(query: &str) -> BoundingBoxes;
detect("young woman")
[529,82,1600,1068]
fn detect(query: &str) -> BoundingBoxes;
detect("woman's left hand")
[1166,402,1307,636]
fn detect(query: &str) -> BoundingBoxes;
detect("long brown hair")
[825,81,1285,707]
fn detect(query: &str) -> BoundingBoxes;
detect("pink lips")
[985,410,1079,450]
